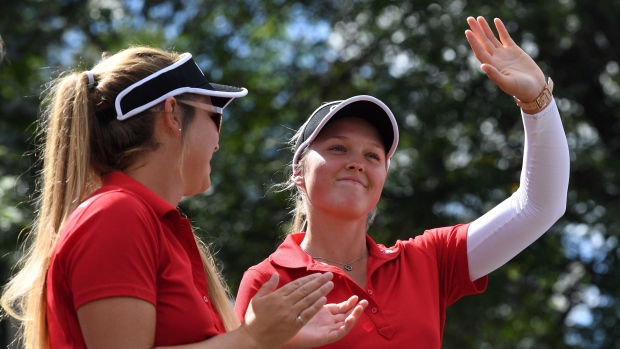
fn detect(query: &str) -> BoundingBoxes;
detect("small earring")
[178,128,182,132]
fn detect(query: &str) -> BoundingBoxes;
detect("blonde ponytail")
[1,47,239,348]
[1,71,97,348]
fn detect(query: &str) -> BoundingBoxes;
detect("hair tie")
[84,71,96,89]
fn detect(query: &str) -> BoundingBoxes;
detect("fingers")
[278,272,330,297]
[334,295,359,313]
[480,63,502,81]
[341,302,367,330]
[287,272,333,305]
[466,16,496,54]
[291,278,334,319]
[241,273,336,348]
[477,17,503,48]
[343,299,367,321]
[328,300,368,341]
[480,62,516,94]
[296,295,328,327]
[253,273,279,297]
[466,16,516,57]
[349,300,368,320]
[330,297,368,327]
[465,30,491,64]
[465,15,546,99]
[269,272,334,326]
[493,18,517,47]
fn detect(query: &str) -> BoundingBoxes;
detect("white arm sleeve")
[467,99,569,281]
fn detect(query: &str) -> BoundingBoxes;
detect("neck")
[300,210,368,262]
[124,146,183,207]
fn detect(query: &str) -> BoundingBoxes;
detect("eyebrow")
[323,135,384,150]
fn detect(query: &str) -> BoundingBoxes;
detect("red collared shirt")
[235,224,487,349]
[47,171,225,348]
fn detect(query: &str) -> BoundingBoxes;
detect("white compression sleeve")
[467,99,569,281]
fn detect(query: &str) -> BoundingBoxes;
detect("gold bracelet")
[513,77,554,114]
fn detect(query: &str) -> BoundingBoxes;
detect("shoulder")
[243,259,277,282]
[399,224,469,246]
[59,188,162,256]
[80,187,154,217]
[67,187,160,231]
[239,243,301,289]
[381,224,470,260]
[421,223,469,241]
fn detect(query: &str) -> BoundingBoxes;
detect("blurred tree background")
[1,0,619,348]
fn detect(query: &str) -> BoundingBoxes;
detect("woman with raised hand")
[235,16,569,348]
[1,47,365,349]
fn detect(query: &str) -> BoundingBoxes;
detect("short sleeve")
[409,224,487,305]
[59,191,160,309]
[234,268,272,321]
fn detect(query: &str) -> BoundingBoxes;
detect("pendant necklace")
[303,249,367,271]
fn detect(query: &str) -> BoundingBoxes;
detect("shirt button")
[203,296,209,303]
[371,307,378,314]
[367,289,373,295]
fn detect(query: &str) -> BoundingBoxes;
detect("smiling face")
[294,116,388,221]
[181,95,221,195]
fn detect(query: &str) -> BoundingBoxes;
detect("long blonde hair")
[0,47,239,349]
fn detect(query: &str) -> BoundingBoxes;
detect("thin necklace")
[303,249,367,271]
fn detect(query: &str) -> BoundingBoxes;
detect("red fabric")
[235,224,487,349]
[47,172,225,348]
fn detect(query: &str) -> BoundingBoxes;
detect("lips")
[337,176,367,187]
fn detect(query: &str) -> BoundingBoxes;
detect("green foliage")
[1,0,619,347]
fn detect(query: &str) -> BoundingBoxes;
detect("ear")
[292,166,305,188]
[161,96,183,135]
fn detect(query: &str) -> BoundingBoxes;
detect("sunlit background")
[1,0,619,348]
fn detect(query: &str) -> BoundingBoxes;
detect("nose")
[346,161,364,173]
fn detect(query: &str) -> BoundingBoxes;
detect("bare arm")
[78,273,338,349]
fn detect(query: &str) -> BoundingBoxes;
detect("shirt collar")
[102,171,178,219]
[270,232,401,270]
[269,233,313,269]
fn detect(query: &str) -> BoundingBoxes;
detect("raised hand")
[284,295,369,349]
[465,16,547,103]
[240,272,335,349]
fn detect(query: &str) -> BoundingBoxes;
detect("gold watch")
[513,77,554,114]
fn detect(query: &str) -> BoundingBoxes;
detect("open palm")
[285,296,368,349]
[465,16,546,102]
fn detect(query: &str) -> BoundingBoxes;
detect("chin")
[188,182,211,196]
[199,183,211,193]
[204,179,212,191]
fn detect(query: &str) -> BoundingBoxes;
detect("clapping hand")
[241,273,334,348]
[284,295,368,349]
[241,272,367,349]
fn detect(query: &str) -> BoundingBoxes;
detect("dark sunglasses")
[177,99,223,132]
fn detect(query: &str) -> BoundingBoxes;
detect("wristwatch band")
[513,77,554,113]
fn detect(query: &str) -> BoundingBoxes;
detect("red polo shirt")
[235,224,487,349]
[47,171,225,348]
